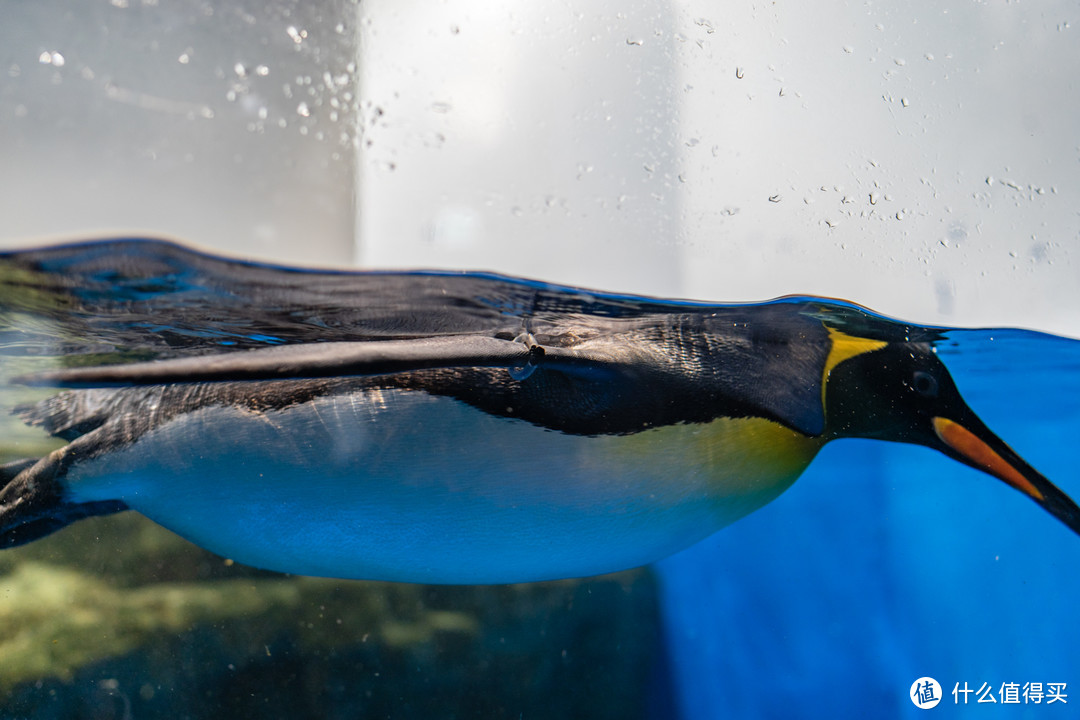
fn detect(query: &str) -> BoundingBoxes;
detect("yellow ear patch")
[821,328,888,406]
[823,328,888,381]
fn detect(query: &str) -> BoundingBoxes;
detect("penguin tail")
[0,455,126,549]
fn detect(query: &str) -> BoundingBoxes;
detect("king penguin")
[0,239,1075,584]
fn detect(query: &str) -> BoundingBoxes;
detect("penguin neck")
[820,327,888,441]
[674,416,828,516]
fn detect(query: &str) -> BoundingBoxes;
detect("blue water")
[657,329,1080,719]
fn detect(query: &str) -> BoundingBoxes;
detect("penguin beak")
[932,416,1080,536]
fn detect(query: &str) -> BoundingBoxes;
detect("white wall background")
[357,0,1079,336]
[2,0,1077,336]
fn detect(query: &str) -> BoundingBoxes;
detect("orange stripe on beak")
[932,417,1044,502]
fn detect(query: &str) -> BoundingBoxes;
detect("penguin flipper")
[14,335,542,388]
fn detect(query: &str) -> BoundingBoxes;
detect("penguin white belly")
[63,389,823,583]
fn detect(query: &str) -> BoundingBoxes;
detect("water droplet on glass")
[924,52,935,61]
[431,101,451,113]
[296,102,310,117]
[626,38,644,46]
[895,210,905,220]
[894,58,906,66]
[255,64,269,76]
[900,97,909,107]
[768,194,781,203]
[842,45,854,54]
[685,138,699,147]
[234,63,247,77]
[286,26,307,44]
[178,52,191,65]
[39,51,65,67]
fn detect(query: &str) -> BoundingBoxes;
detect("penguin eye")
[912,371,939,398]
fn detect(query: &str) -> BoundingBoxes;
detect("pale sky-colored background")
[2,0,1077,336]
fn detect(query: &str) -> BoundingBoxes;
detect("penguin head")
[824,340,1080,536]
[824,342,958,444]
